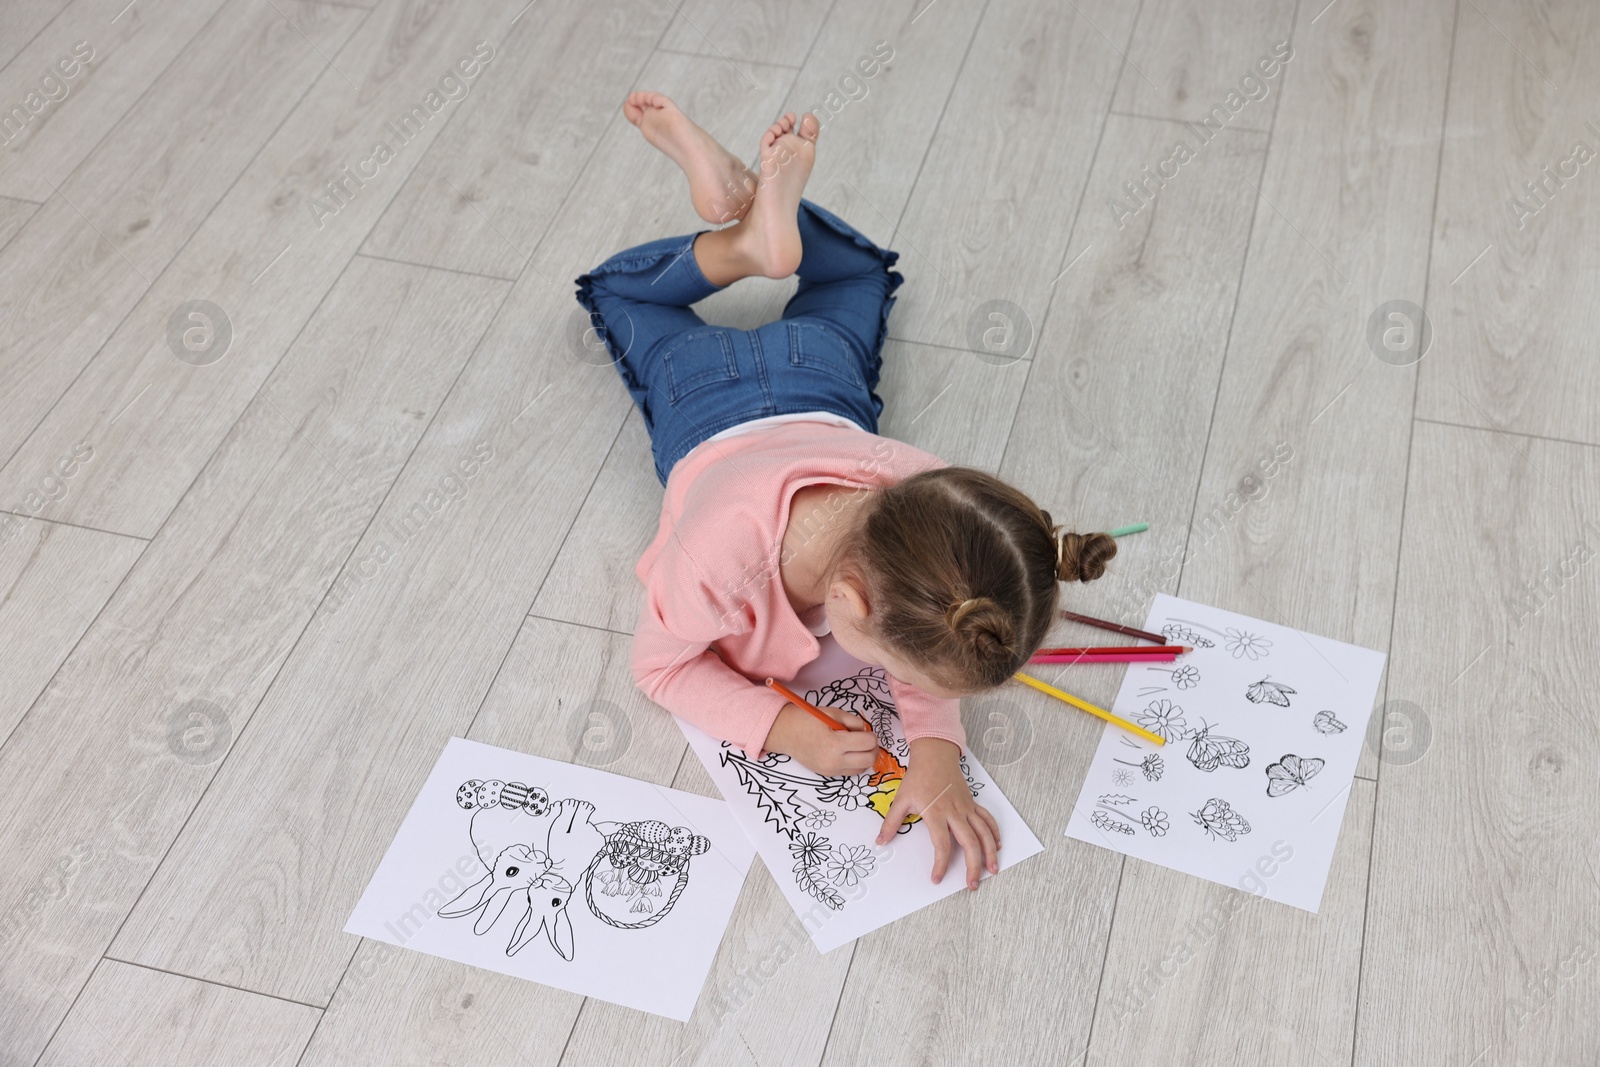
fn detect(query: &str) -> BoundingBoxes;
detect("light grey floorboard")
[1109,0,1297,128]
[0,0,232,201]
[1414,0,1600,446]
[0,0,366,473]
[1355,422,1600,1066]
[888,0,1138,352]
[36,959,320,1067]
[0,0,505,538]
[0,258,506,1063]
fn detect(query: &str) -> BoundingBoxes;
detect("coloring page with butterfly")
[1066,594,1385,912]
[680,633,1045,952]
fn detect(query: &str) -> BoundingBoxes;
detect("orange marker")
[766,677,901,780]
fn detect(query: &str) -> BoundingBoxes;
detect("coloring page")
[345,737,754,1021]
[1064,594,1385,912]
[680,634,1044,953]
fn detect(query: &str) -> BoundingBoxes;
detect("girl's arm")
[631,589,791,758]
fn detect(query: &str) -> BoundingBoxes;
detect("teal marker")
[1107,523,1149,538]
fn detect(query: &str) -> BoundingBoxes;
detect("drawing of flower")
[1136,699,1188,743]
[1111,768,1135,787]
[818,773,873,811]
[1171,665,1200,690]
[757,751,792,766]
[801,808,836,829]
[1223,628,1272,660]
[1139,754,1164,781]
[789,832,828,867]
[1140,807,1169,837]
[826,844,876,886]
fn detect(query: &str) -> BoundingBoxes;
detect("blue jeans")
[574,199,902,484]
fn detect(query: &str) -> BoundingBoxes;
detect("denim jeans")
[574,199,902,484]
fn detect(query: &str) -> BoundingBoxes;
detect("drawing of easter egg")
[455,780,483,809]
[666,826,693,851]
[474,780,506,808]
[521,786,550,816]
[637,820,670,844]
[499,781,530,809]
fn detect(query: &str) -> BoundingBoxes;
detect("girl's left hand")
[876,737,1001,889]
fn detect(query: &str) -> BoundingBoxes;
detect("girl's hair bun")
[945,595,1017,664]
[1055,530,1117,583]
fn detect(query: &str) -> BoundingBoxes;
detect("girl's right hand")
[762,702,878,777]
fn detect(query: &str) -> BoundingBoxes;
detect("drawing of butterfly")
[1265,753,1325,797]
[1245,675,1296,707]
[1191,798,1251,841]
[1313,710,1347,734]
[1185,720,1251,772]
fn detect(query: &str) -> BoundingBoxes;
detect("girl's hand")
[761,702,879,777]
[877,738,1001,890]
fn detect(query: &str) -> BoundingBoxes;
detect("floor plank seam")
[1105,108,1272,135]
[883,331,1033,361]
[1411,415,1600,453]
[0,509,152,542]
[352,250,519,283]
[99,954,332,1012]
[653,45,801,71]
[526,611,634,640]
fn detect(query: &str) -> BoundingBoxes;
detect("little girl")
[575,94,1116,891]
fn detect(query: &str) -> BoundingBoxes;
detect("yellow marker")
[1012,671,1166,746]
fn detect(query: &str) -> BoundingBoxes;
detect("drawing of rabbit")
[441,781,609,960]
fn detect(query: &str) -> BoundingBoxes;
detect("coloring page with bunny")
[345,737,754,1021]
[679,633,1045,953]
[1064,594,1385,913]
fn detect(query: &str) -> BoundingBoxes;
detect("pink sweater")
[631,420,968,758]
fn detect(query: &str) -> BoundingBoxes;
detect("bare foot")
[624,91,756,223]
[737,111,818,279]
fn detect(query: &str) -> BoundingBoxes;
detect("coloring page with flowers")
[1064,594,1385,912]
[679,634,1044,952]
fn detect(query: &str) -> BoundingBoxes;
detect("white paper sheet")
[1064,594,1385,912]
[679,635,1044,952]
[345,737,754,1021]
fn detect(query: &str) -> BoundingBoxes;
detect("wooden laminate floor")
[1,0,1596,1064]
